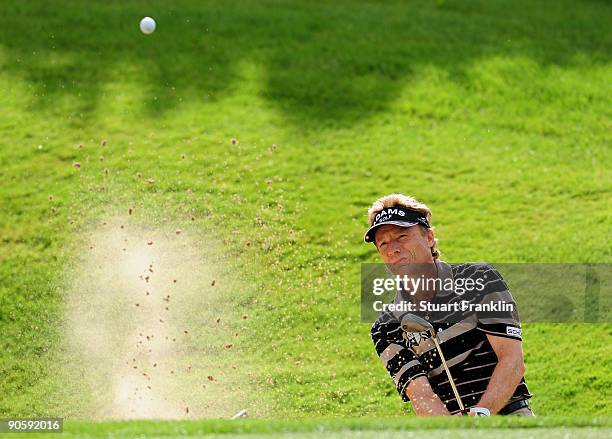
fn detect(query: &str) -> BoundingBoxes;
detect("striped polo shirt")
[370,261,532,414]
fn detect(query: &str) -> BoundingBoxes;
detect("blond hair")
[367,193,440,259]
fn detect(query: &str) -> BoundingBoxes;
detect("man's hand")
[476,334,526,414]
[467,407,491,416]
[406,376,452,416]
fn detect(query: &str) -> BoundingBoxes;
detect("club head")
[400,313,434,333]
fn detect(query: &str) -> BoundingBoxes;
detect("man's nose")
[386,240,401,256]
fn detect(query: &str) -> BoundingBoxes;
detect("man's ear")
[426,229,436,247]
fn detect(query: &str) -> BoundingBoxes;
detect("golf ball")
[140,17,156,34]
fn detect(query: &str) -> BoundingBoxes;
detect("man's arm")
[405,376,451,416]
[472,263,526,415]
[372,317,451,415]
[474,334,525,415]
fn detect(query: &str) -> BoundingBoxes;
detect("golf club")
[401,313,465,413]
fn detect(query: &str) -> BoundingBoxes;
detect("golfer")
[366,194,534,416]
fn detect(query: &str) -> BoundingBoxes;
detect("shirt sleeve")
[371,315,426,402]
[474,264,523,340]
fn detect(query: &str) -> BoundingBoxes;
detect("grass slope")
[0,0,611,420]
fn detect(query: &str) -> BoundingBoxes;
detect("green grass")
[7,417,612,438]
[0,0,611,426]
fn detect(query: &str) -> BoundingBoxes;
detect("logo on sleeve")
[506,326,522,337]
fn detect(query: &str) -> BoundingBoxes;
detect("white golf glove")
[469,407,491,416]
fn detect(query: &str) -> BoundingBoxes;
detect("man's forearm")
[411,393,451,416]
[406,376,452,416]
[476,357,525,414]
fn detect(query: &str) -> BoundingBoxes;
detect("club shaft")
[431,335,465,413]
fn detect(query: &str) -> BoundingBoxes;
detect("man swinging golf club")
[367,194,534,416]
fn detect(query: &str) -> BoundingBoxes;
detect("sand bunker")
[62,219,254,419]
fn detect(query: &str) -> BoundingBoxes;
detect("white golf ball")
[140,17,156,34]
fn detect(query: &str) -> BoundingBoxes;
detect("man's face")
[375,224,435,269]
